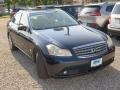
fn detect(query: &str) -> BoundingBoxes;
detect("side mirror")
[18,26,27,31]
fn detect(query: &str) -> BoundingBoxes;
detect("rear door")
[8,11,22,47]
[17,13,34,57]
[110,4,120,28]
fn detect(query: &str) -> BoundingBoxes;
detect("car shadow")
[12,50,120,90]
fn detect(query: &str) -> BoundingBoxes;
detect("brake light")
[109,16,111,24]
[90,12,101,16]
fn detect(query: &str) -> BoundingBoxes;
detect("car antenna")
[65,26,70,36]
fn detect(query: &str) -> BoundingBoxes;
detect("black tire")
[102,24,108,34]
[8,34,17,51]
[35,50,49,79]
[108,31,113,37]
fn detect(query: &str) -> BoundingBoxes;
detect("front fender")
[32,35,49,55]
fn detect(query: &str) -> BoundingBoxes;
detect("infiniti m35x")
[7,9,115,79]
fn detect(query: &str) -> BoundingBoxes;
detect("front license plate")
[91,58,102,67]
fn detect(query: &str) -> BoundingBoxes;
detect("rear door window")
[106,5,114,12]
[13,12,22,25]
[112,4,120,14]
[19,13,28,26]
[80,5,101,14]
[62,6,76,17]
[63,7,75,14]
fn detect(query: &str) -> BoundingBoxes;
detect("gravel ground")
[1,18,120,90]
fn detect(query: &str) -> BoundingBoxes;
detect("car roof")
[86,2,115,6]
[58,4,82,7]
[36,5,56,8]
[37,4,83,9]
[19,9,63,15]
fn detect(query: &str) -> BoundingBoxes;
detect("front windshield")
[29,10,79,30]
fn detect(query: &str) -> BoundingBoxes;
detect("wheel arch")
[32,44,47,63]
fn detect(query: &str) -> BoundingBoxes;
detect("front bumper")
[108,24,120,36]
[45,48,115,78]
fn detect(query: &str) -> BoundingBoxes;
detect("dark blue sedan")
[7,9,115,79]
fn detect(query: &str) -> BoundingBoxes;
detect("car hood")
[33,25,106,49]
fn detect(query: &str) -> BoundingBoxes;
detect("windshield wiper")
[53,27,64,31]
[65,26,70,36]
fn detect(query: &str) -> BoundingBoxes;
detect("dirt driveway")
[1,18,120,90]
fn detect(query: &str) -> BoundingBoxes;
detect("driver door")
[17,12,34,57]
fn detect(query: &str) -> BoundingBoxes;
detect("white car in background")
[79,2,115,33]
[108,2,120,37]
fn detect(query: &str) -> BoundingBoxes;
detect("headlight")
[46,44,72,56]
[107,35,113,47]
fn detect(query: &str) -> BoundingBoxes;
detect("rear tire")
[35,50,49,79]
[8,34,17,51]
[101,23,108,34]
[108,31,113,37]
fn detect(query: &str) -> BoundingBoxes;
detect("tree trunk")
[98,0,102,2]
[7,4,10,14]
[57,0,63,4]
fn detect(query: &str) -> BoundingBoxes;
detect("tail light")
[109,16,111,24]
[90,12,101,16]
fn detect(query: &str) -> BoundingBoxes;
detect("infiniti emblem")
[91,48,98,53]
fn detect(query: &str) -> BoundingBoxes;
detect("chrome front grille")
[73,41,108,57]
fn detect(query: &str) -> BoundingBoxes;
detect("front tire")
[108,31,113,37]
[35,50,49,79]
[101,24,108,34]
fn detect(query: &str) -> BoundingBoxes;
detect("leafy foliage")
[4,0,63,13]
[5,0,63,6]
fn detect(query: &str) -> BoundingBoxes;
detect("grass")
[0,15,10,19]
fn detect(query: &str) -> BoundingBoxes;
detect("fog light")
[63,71,68,75]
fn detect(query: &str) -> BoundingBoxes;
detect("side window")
[106,5,114,12]
[19,13,28,27]
[12,12,22,25]
[11,16,15,23]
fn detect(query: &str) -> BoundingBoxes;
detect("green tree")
[4,0,12,13]
[4,0,63,13]
[41,0,55,5]
[18,0,33,6]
